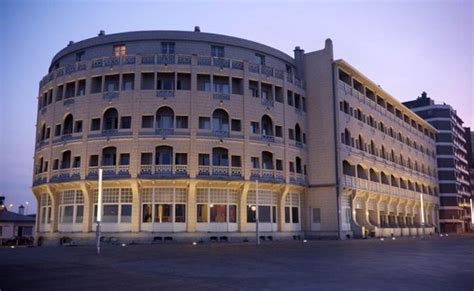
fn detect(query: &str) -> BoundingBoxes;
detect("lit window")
[113,45,126,57]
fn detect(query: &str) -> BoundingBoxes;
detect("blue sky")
[0,0,472,212]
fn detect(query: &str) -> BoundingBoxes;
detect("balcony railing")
[250,169,284,182]
[155,128,174,136]
[50,168,81,182]
[40,54,306,90]
[198,166,242,179]
[290,173,307,185]
[212,130,230,138]
[213,93,230,100]
[87,165,130,179]
[261,134,275,143]
[33,172,48,186]
[261,98,274,108]
[103,91,119,100]
[342,175,438,203]
[139,164,188,178]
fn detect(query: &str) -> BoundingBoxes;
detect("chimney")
[421,91,427,99]
[18,205,25,215]
[98,30,105,36]
[194,26,201,32]
[68,41,74,46]
[293,46,305,80]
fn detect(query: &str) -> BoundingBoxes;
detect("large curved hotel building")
[32,28,440,244]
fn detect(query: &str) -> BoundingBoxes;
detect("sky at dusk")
[0,0,472,212]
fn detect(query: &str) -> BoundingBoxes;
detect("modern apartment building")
[464,128,474,230]
[404,94,471,233]
[32,29,439,244]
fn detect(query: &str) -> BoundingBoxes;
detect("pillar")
[130,180,140,232]
[187,180,197,232]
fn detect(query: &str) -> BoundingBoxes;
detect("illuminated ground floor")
[32,178,437,245]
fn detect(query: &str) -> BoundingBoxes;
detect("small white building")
[0,197,36,243]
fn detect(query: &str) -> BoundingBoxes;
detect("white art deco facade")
[32,29,439,244]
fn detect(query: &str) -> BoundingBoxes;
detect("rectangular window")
[255,53,265,65]
[232,78,243,95]
[176,116,188,129]
[157,73,175,90]
[121,205,132,223]
[231,155,242,167]
[91,76,102,94]
[77,79,86,96]
[275,86,283,103]
[141,153,152,165]
[120,116,132,129]
[56,85,64,101]
[198,154,210,166]
[211,45,224,57]
[275,126,282,137]
[210,205,227,222]
[62,206,74,224]
[91,118,101,131]
[103,205,119,223]
[141,116,154,129]
[285,207,290,223]
[122,73,135,91]
[197,204,208,223]
[119,153,130,165]
[251,157,260,169]
[89,155,99,167]
[142,204,152,222]
[276,159,283,171]
[289,162,295,173]
[75,205,84,223]
[199,117,211,130]
[259,206,271,222]
[141,73,155,90]
[175,153,188,165]
[53,159,59,170]
[54,124,61,136]
[197,74,211,91]
[292,207,299,223]
[175,204,186,222]
[74,120,83,133]
[231,119,241,132]
[177,73,191,90]
[75,51,85,62]
[289,129,294,140]
[250,122,260,134]
[73,156,81,168]
[247,205,256,223]
[114,44,126,57]
[249,80,259,97]
[65,82,75,98]
[161,42,175,54]
[287,90,294,106]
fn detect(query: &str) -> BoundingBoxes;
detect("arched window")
[37,157,44,174]
[103,108,119,130]
[381,145,386,159]
[343,160,355,176]
[212,109,229,133]
[381,172,390,185]
[63,114,74,135]
[156,107,174,129]
[261,115,273,136]
[262,151,274,169]
[61,151,71,169]
[295,124,302,142]
[357,165,367,180]
[391,175,399,187]
[102,147,117,166]
[390,150,395,162]
[212,147,228,166]
[370,168,379,182]
[155,146,173,165]
[358,135,365,151]
[370,140,376,155]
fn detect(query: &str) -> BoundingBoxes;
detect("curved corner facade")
[32,30,440,244]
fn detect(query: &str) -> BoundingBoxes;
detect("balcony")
[157,54,176,65]
[212,130,230,138]
[50,168,81,183]
[250,169,284,182]
[261,98,274,108]
[290,173,307,185]
[341,175,438,203]
[33,172,48,186]
[87,165,130,179]
[139,164,188,178]
[155,128,174,137]
[52,133,82,145]
[212,57,230,68]
[197,166,242,179]
[261,135,275,143]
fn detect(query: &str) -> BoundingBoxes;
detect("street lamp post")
[96,169,103,255]
[420,193,425,239]
[25,201,29,215]
[256,179,260,246]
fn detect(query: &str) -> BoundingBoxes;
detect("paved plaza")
[1,235,473,290]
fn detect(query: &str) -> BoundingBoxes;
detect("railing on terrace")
[50,168,81,182]
[250,168,284,182]
[289,173,307,185]
[40,54,306,90]
[197,166,242,179]
[87,165,130,179]
[156,90,175,98]
[261,98,274,108]
[33,172,48,186]
[139,164,188,178]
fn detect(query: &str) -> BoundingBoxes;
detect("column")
[187,180,197,232]
[46,185,59,233]
[130,180,140,232]
[239,182,250,232]
[278,185,290,232]
[79,182,93,232]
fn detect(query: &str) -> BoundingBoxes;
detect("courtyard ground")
[0,235,473,290]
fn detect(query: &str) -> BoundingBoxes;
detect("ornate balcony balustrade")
[212,57,230,68]
[213,93,230,100]
[198,166,242,179]
[290,172,307,185]
[212,130,230,138]
[261,98,274,108]
[103,91,119,100]
[87,165,130,179]
[156,90,175,98]
[50,168,81,182]
[139,164,188,178]
[155,128,174,136]
[33,172,48,186]
[250,168,284,182]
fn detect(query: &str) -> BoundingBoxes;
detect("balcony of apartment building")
[197,148,242,180]
[138,146,188,178]
[86,147,130,179]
